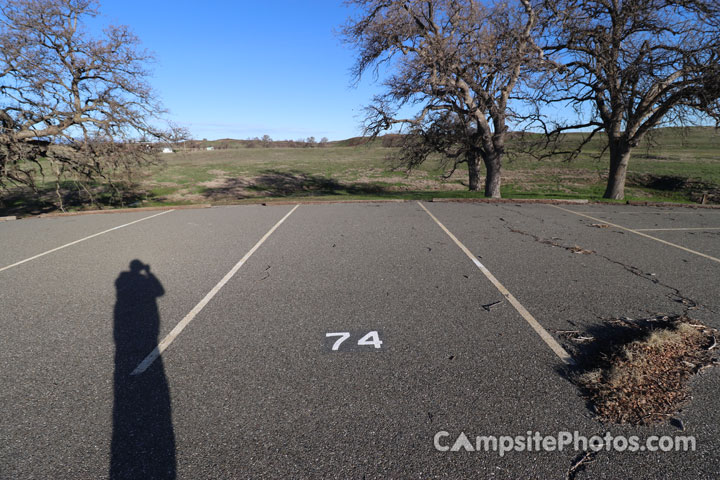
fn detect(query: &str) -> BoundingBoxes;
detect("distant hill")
[179,126,719,151]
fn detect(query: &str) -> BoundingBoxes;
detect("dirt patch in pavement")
[560,315,718,425]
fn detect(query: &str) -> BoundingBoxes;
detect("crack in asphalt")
[504,225,718,316]
[502,221,712,477]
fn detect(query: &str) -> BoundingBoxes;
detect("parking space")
[555,205,720,261]
[160,203,594,477]
[0,205,295,479]
[1,202,718,478]
[628,229,720,260]
[0,210,169,269]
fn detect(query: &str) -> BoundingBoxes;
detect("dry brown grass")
[565,316,718,424]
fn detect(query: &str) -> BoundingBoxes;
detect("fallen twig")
[482,300,503,312]
[567,450,598,480]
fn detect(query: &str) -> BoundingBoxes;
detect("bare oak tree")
[343,0,543,197]
[0,0,182,208]
[540,0,720,199]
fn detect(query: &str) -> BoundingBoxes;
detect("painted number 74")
[325,331,383,351]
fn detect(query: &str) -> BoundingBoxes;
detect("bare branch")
[0,0,185,207]
[536,0,720,198]
[343,0,547,197]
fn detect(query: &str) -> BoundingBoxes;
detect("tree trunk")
[468,156,481,191]
[604,142,632,200]
[483,153,502,198]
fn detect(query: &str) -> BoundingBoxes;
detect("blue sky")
[95,1,379,141]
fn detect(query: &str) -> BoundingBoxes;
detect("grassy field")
[2,127,719,216]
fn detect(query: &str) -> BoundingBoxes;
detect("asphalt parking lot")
[1,201,719,479]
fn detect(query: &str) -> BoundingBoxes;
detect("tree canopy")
[0,0,182,208]
[344,0,544,197]
[539,0,720,199]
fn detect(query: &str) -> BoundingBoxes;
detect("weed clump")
[561,315,718,424]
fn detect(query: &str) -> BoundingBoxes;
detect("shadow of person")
[110,260,176,479]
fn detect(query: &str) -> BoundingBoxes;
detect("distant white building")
[162,147,173,154]
[206,146,214,151]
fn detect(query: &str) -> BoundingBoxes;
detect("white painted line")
[553,206,720,264]
[417,202,574,365]
[634,227,720,232]
[131,204,301,376]
[0,210,174,273]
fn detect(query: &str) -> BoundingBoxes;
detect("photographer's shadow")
[111,260,176,479]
